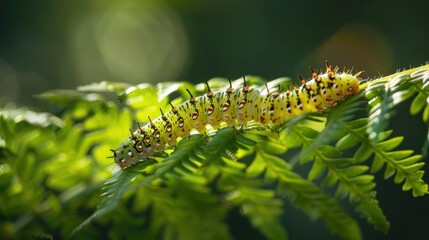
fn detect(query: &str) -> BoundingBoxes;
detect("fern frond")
[336,119,428,197]
[130,133,233,239]
[409,68,429,156]
[276,90,394,232]
[144,179,231,240]
[364,66,429,141]
[72,159,157,235]
[203,128,288,240]
[285,123,390,233]
[359,66,429,196]
[250,138,362,240]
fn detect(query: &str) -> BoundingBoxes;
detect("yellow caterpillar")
[111,62,361,169]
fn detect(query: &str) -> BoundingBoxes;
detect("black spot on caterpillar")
[111,61,362,169]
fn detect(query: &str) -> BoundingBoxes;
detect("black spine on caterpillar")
[111,62,362,169]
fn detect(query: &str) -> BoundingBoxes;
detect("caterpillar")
[111,61,362,169]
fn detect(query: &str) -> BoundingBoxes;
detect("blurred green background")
[2,0,428,106]
[1,0,428,239]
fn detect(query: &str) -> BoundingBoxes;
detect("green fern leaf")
[287,122,390,233]
[365,66,429,142]
[338,119,428,197]
[72,159,157,235]
[203,128,288,240]
[253,139,362,240]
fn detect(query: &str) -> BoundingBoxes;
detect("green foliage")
[1,65,428,240]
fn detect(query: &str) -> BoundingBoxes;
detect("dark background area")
[1,0,428,239]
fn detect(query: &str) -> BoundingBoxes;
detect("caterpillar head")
[111,136,141,170]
